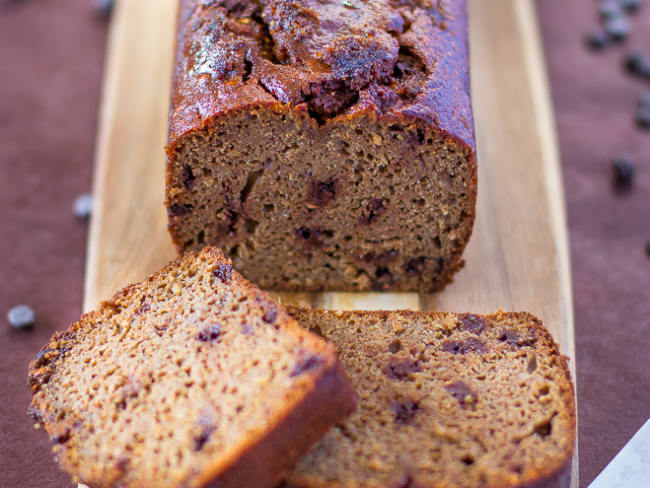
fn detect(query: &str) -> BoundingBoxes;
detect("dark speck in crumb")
[612,157,635,191]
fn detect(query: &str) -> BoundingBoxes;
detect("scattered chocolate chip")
[7,304,35,330]
[361,198,385,224]
[309,180,338,207]
[441,338,487,355]
[214,263,233,283]
[445,381,477,408]
[585,30,610,51]
[623,51,645,74]
[459,314,486,335]
[404,256,428,275]
[290,354,323,377]
[604,15,630,42]
[598,0,623,19]
[385,359,420,380]
[73,193,93,220]
[612,157,635,190]
[196,324,222,342]
[391,400,420,424]
[169,203,193,217]
[621,0,644,13]
[92,0,114,17]
[644,240,650,257]
[182,164,196,190]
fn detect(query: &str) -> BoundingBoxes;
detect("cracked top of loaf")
[168,0,474,151]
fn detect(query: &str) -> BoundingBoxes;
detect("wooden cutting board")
[84,0,578,485]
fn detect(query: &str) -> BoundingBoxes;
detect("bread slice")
[165,0,476,292]
[285,309,575,488]
[27,248,356,488]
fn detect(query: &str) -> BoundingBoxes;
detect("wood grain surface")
[84,0,578,485]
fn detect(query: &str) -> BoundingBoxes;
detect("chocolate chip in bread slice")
[285,308,575,488]
[27,247,356,488]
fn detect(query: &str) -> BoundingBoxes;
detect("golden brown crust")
[27,247,356,488]
[283,309,576,488]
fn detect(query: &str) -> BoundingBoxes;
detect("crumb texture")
[166,0,476,291]
[285,309,576,488]
[28,248,351,488]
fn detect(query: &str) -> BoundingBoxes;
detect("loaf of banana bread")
[27,248,356,488]
[285,308,576,488]
[166,0,477,291]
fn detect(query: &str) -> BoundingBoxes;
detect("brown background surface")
[0,1,648,486]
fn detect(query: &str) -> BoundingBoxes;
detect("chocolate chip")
[623,51,646,74]
[445,381,477,408]
[499,328,537,348]
[459,314,486,335]
[612,157,635,190]
[7,304,35,330]
[52,427,71,444]
[182,164,196,190]
[309,180,338,207]
[214,263,233,283]
[290,354,323,377]
[585,30,610,51]
[262,307,277,324]
[645,241,650,258]
[389,339,402,354]
[404,256,428,275]
[441,338,487,355]
[92,0,114,17]
[372,267,394,290]
[361,198,385,224]
[604,16,629,42]
[295,227,324,248]
[194,422,215,451]
[241,323,253,335]
[527,356,538,373]
[391,400,420,424]
[169,203,193,217]
[385,359,420,380]
[621,0,644,13]
[363,249,398,266]
[196,324,222,342]
[73,194,93,220]
[498,329,520,345]
[598,0,623,19]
